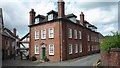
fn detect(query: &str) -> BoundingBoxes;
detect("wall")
[101,48,120,67]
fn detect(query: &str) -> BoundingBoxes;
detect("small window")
[49,28,54,38]
[74,30,77,39]
[75,44,78,53]
[87,34,90,41]
[69,17,76,23]
[79,43,82,52]
[8,50,10,55]
[92,45,94,51]
[79,31,82,39]
[49,44,54,55]
[68,28,72,38]
[35,18,39,24]
[48,14,53,21]
[41,29,46,39]
[35,30,39,39]
[88,45,90,51]
[35,45,39,54]
[69,44,72,54]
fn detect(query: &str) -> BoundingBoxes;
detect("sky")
[0,0,119,38]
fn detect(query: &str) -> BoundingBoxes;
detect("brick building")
[0,8,20,60]
[29,0,100,62]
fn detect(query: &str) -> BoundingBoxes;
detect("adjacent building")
[1,8,19,60]
[29,0,100,62]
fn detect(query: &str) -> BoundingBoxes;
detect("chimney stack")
[29,9,36,25]
[80,12,84,26]
[13,28,16,36]
[58,0,65,18]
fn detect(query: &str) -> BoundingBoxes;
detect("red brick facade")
[29,0,100,62]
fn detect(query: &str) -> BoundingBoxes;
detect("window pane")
[49,44,54,55]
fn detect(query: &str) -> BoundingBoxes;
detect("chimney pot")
[80,12,84,26]
[13,28,16,36]
[29,8,36,25]
[58,0,65,18]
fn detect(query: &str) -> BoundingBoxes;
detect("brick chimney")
[80,12,84,26]
[29,9,36,25]
[58,0,65,18]
[13,28,16,36]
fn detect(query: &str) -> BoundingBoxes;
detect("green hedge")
[100,32,120,51]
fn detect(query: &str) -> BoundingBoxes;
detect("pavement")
[2,53,100,66]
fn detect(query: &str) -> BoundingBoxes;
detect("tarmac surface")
[2,53,100,67]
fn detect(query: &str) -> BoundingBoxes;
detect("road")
[2,53,100,66]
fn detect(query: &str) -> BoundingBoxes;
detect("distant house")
[1,8,19,60]
[28,0,100,62]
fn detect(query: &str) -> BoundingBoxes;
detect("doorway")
[42,48,46,60]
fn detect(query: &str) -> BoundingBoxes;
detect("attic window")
[48,14,53,21]
[35,18,39,24]
[69,17,76,23]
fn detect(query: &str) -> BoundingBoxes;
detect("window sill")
[49,54,54,56]
[41,38,46,40]
[35,53,39,55]
[69,53,72,55]
[49,37,54,39]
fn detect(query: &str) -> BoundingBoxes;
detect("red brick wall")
[2,35,15,60]
[101,48,120,67]
[30,21,61,62]
[29,19,100,62]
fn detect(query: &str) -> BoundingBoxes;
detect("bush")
[43,56,49,62]
[100,32,120,51]
[30,55,37,61]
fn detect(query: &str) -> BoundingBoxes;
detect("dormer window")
[35,18,39,24]
[48,14,53,21]
[69,17,76,23]
[86,24,89,28]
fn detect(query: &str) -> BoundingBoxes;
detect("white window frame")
[48,28,54,38]
[41,29,46,39]
[49,44,54,55]
[69,44,72,54]
[92,45,94,51]
[35,18,39,24]
[48,14,53,21]
[69,17,76,23]
[74,30,77,39]
[79,43,82,53]
[35,30,39,39]
[79,31,82,39]
[68,28,72,38]
[35,45,39,54]
[75,44,78,53]
[87,34,90,41]
[88,45,90,51]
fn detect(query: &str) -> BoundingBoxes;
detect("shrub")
[100,32,120,51]
[30,55,37,61]
[43,56,49,62]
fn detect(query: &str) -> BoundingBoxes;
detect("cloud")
[0,0,118,38]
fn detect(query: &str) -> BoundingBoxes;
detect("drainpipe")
[59,19,62,62]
